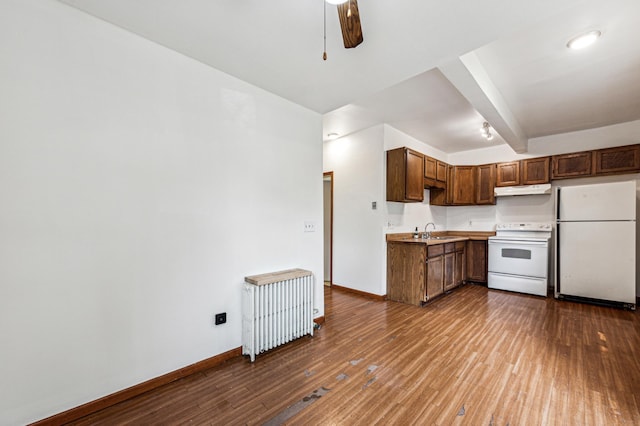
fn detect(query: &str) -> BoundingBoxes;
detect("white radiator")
[242,269,314,362]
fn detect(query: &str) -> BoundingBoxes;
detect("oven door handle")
[488,239,548,246]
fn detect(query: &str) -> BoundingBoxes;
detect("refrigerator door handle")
[555,222,561,294]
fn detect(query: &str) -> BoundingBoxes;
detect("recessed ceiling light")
[327,132,339,140]
[325,0,348,4]
[566,30,601,50]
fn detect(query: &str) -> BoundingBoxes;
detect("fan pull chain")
[323,0,327,60]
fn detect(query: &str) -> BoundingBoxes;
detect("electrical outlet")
[372,201,377,210]
[215,312,227,325]
[304,221,316,232]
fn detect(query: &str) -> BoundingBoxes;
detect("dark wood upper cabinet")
[451,166,476,205]
[387,147,424,202]
[424,156,437,180]
[424,156,447,189]
[398,144,639,206]
[551,151,593,179]
[594,145,640,175]
[497,158,550,186]
[496,161,520,187]
[436,161,447,183]
[476,164,496,205]
[431,165,494,206]
[522,157,551,184]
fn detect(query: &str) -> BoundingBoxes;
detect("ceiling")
[58,0,640,154]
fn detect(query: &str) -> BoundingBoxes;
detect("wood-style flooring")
[70,284,640,425]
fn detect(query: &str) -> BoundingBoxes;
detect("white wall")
[0,1,323,424]
[323,125,449,296]
[449,120,640,165]
[323,126,386,295]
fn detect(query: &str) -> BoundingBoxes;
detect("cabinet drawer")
[455,241,465,251]
[445,242,456,253]
[428,244,444,257]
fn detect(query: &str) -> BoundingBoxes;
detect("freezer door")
[557,181,636,221]
[557,221,636,303]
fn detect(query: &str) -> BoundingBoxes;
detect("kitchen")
[381,145,638,308]
[324,126,640,303]
[3,0,640,424]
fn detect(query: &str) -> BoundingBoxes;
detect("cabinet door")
[436,161,448,183]
[405,149,425,201]
[552,152,593,179]
[387,243,426,305]
[446,165,455,204]
[426,255,444,300]
[476,164,496,205]
[443,252,456,291]
[454,248,465,287]
[386,148,424,202]
[430,165,452,205]
[594,145,640,175]
[466,240,488,283]
[451,166,476,205]
[424,156,437,180]
[424,156,446,189]
[522,157,550,184]
[496,161,521,187]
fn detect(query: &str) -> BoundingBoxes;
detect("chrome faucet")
[423,222,436,239]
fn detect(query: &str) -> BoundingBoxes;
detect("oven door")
[488,238,549,278]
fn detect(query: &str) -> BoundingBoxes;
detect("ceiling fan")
[323,0,363,59]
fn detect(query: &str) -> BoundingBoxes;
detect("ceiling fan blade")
[337,0,363,49]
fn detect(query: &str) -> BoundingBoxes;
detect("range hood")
[494,184,552,197]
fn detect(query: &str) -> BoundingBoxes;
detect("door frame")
[323,171,334,286]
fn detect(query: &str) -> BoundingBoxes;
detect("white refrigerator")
[555,180,637,308]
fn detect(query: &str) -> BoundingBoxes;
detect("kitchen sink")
[401,236,459,242]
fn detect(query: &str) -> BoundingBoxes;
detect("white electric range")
[488,223,552,297]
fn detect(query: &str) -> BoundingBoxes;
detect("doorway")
[323,172,333,286]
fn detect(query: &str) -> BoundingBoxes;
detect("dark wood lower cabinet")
[454,248,465,287]
[444,242,466,291]
[387,242,426,305]
[426,244,445,301]
[443,252,455,291]
[387,241,467,306]
[426,254,444,301]
[466,240,488,283]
